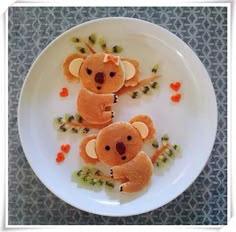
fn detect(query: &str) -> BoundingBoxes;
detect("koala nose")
[116,141,126,155]
[94,72,105,84]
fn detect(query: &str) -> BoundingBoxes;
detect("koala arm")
[77,88,117,124]
[78,88,117,108]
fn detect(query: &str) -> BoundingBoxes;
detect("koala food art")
[76,114,181,193]
[53,34,182,195]
[58,34,161,131]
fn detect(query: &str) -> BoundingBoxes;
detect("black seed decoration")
[152,64,159,73]
[75,114,83,123]
[89,33,97,44]
[162,157,168,163]
[95,170,102,176]
[82,176,88,182]
[57,117,63,123]
[68,115,75,122]
[71,128,79,133]
[142,86,150,94]
[98,179,104,185]
[161,135,169,141]
[173,144,181,152]
[71,37,80,43]
[76,46,86,54]
[151,81,158,89]
[131,91,139,99]
[77,170,83,176]
[99,37,106,49]
[59,124,67,132]
[112,45,123,53]
[152,140,159,148]
[168,149,173,157]
[80,47,86,53]
[159,155,168,163]
[90,179,96,185]
[105,181,114,188]
[82,128,90,134]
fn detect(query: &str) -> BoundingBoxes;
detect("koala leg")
[111,152,153,193]
[111,166,141,192]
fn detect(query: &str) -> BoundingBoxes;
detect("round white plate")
[18,17,217,217]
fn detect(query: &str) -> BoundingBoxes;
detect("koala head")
[80,115,156,166]
[64,53,140,94]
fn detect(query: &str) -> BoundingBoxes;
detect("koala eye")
[105,145,110,151]
[86,68,92,75]
[109,72,116,77]
[127,135,132,141]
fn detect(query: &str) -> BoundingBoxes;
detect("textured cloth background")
[8,7,227,225]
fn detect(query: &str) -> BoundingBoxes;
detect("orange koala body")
[64,52,159,128]
[79,114,156,193]
[64,53,141,126]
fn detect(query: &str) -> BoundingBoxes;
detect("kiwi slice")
[152,64,159,73]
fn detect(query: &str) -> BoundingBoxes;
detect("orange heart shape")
[56,152,65,163]
[60,87,68,97]
[171,93,181,102]
[61,144,70,153]
[170,82,181,92]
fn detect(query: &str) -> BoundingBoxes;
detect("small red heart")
[170,82,181,92]
[171,93,181,102]
[56,152,65,163]
[59,87,68,97]
[61,144,70,153]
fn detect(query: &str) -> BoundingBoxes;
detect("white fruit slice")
[132,122,149,139]
[69,58,84,77]
[85,139,97,159]
[123,60,136,80]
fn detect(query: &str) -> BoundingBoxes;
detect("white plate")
[18,17,217,217]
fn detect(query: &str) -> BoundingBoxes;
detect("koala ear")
[63,54,86,81]
[123,60,136,81]
[80,134,99,164]
[121,58,140,87]
[85,139,97,159]
[130,114,156,142]
[68,58,84,77]
[132,122,149,139]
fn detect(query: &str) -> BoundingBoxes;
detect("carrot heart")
[61,144,70,153]
[56,152,65,163]
[171,93,181,102]
[170,82,181,92]
[59,87,68,97]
